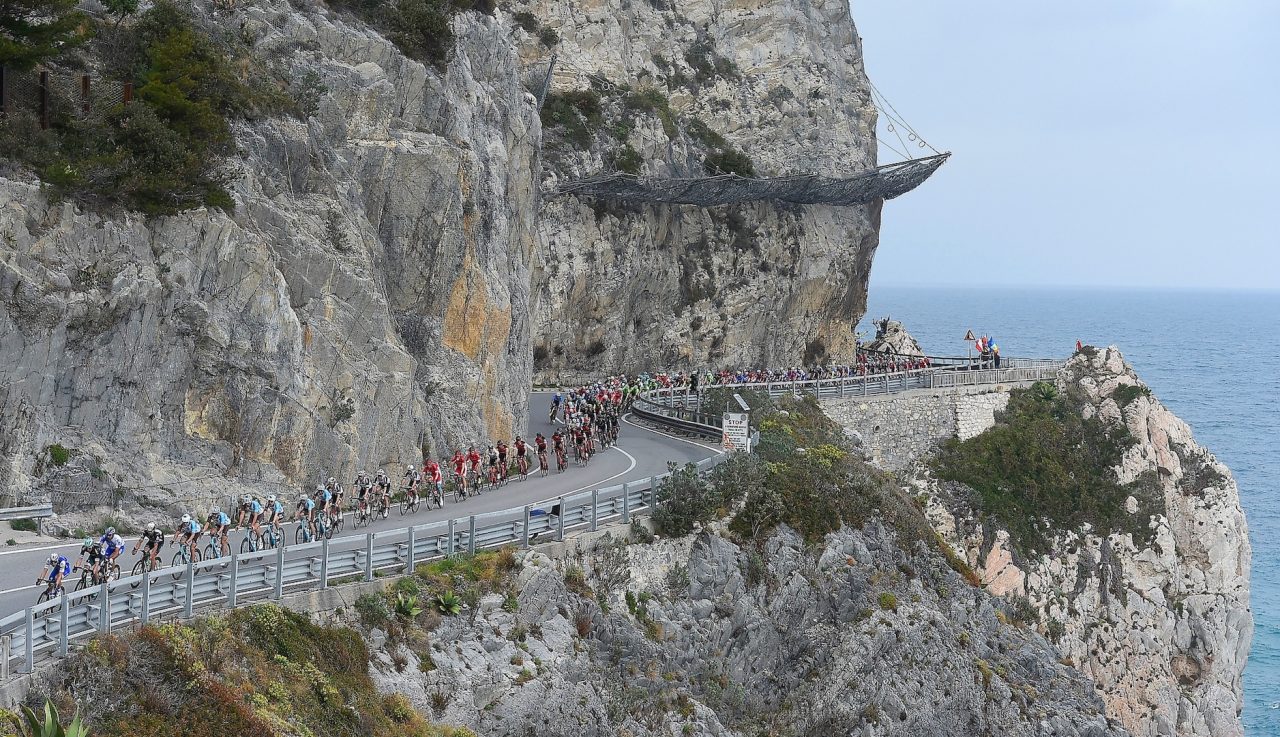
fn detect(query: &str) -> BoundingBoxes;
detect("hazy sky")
[851,1,1279,290]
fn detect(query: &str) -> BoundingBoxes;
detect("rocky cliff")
[1,0,884,507]
[518,0,881,381]
[846,347,1253,737]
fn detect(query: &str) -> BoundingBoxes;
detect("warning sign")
[722,412,750,452]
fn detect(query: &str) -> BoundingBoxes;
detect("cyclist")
[206,508,231,558]
[132,522,165,572]
[551,389,563,424]
[496,440,509,481]
[176,514,201,562]
[295,493,318,541]
[353,471,373,515]
[73,536,101,582]
[450,449,467,498]
[37,553,71,597]
[513,436,528,477]
[423,458,444,506]
[467,446,482,484]
[99,527,125,581]
[535,433,548,474]
[552,429,566,471]
[486,445,500,485]
[571,425,587,464]
[264,494,285,543]
[374,470,392,513]
[400,465,420,507]
[236,494,264,546]
[325,476,344,523]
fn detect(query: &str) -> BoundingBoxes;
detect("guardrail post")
[467,516,476,555]
[406,526,416,573]
[364,533,374,581]
[98,579,110,632]
[58,595,69,656]
[23,609,33,674]
[2,634,10,681]
[184,560,194,618]
[621,483,631,523]
[447,519,456,556]
[590,490,598,532]
[648,476,658,508]
[274,542,284,599]
[140,567,151,624]
[521,506,531,548]
[556,497,565,542]
[319,537,330,589]
[228,554,240,608]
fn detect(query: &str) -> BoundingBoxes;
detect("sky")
[850,0,1280,290]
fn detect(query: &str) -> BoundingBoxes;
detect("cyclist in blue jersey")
[236,494,264,543]
[206,508,231,558]
[295,493,317,541]
[176,514,201,562]
[313,484,332,529]
[37,553,71,595]
[264,494,284,542]
[99,527,124,581]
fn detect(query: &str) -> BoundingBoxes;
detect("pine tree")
[0,0,88,70]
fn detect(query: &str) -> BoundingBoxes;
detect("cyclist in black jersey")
[131,523,165,571]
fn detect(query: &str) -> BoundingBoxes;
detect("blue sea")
[858,286,1280,735]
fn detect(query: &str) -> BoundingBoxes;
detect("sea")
[856,285,1279,735]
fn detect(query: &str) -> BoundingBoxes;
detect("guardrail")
[636,359,1065,422]
[0,451,744,678]
[0,504,53,522]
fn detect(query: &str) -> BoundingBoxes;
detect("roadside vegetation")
[930,381,1163,555]
[9,603,471,737]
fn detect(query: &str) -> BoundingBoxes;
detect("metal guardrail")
[636,360,1065,424]
[0,452,740,678]
[0,505,53,522]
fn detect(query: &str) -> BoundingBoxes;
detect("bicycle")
[353,498,371,529]
[399,488,421,516]
[295,520,315,544]
[75,561,118,592]
[261,522,282,549]
[537,450,549,477]
[424,483,444,510]
[238,528,264,555]
[376,492,391,520]
[451,475,468,504]
[130,551,162,589]
[170,540,202,579]
[36,577,65,605]
[555,446,567,473]
[203,537,230,562]
[516,455,529,480]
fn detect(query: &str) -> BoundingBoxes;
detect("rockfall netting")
[549,153,948,206]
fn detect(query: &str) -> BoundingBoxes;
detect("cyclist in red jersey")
[424,459,443,506]
[451,449,467,497]
[496,440,509,480]
[513,436,528,477]
[534,433,549,475]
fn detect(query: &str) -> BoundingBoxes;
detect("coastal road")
[0,391,721,619]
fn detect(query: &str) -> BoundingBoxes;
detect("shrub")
[46,444,71,467]
[10,519,38,533]
[931,382,1163,554]
[0,0,88,70]
[609,144,643,174]
[1113,383,1151,408]
[704,148,755,177]
[538,27,559,48]
[540,89,603,148]
[434,590,462,615]
[683,37,738,84]
[394,593,423,618]
[512,10,539,32]
[355,593,391,627]
[878,592,898,611]
[623,87,677,137]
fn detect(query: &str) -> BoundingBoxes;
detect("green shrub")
[10,518,38,533]
[538,27,559,48]
[46,444,71,467]
[1113,383,1151,408]
[623,87,677,138]
[686,117,727,149]
[931,382,1163,555]
[0,0,88,70]
[877,592,898,611]
[683,38,738,84]
[355,593,391,627]
[704,148,755,177]
[394,593,423,618]
[512,10,539,32]
[434,590,462,615]
[540,89,603,148]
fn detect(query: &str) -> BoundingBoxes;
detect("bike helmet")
[105,526,116,536]
[241,494,251,504]
[267,494,276,503]
[181,514,191,524]
[81,537,92,548]
[145,522,155,532]
[47,553,58,565]
[315,485,324,492]
[406,465,413,472]
[210,508,219,516]
[327,476,335,484]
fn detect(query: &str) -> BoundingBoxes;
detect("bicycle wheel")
[333,515,344,534]
[130,559,147,589]
[73,573,88,592]
[399,494,409,516]
[379,500,390,519]
[240,536,251,554]
[203,543,216,561]
[354,508,366,529]
[295,525,305,544]
[37,587,53,605]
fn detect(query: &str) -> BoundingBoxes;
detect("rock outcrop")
[363,525,1126,737]
[518,0,881,381]
[896,348,1252,737]
[0,1,537,510]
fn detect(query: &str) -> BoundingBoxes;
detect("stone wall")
[825,388,1012,470]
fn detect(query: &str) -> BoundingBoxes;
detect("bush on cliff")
[35,604,471,737]
[930,381,1162,555]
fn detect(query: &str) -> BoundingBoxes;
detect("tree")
[0,0,88,70]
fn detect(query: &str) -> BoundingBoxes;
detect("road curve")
[0,391,720,619]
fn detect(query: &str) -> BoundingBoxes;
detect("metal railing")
[636,358,1065,423]
[0,451,742,677]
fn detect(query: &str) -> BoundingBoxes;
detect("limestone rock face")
[863,317,925,356]
[364,526,1127,737]
[911,348,1251,737]
[0,2,537,509]
[515,0,882,382]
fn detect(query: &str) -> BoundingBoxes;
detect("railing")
[636,358,1065,421]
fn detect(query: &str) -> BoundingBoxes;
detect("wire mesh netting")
[0,67,130,129]
[551,153,949,206]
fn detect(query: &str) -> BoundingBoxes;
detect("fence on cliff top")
[0,66,134,131]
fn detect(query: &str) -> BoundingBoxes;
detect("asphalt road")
[0,391,720,619]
